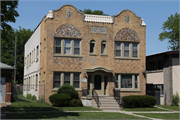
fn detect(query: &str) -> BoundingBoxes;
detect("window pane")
[135,82,138,88]
[101,44,105,53]
[74,48,80,55]
[64,48,71,54]
[121,75,132,88]
[54,81,60,88]
[133,51,137,57]
[124,43,129,50]
[64,73,70,81]
[54,73,60,80]
[73,81,79,88]
[74,40,80,47]
[115,43,121,50]
[90,43,94,53]
[65,40,71,47]
[55,39,61,46]
[74,74,79,80]
[133,44,137,50]
[55,47,61,54]
[124,50,129,57]
[116,50,121,56]
[115,74,118,88]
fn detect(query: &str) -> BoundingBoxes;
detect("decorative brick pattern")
[54,24,81,38]
[115,28,139,41]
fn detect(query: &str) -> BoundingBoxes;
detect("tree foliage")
[159,13,179,50]
[1,27,33,83]
[79,9,109,16]
[1,1,19,30]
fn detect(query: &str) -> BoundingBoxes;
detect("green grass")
[156,105,180,111]
[7,112,146,119]
[6,95,101,112]
[135,113,180,119]
[122,107,168,111]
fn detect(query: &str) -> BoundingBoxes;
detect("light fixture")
[84,73,87,78]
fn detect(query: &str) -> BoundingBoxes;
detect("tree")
[1,1,19,30]
[79,9,109,16]
[1,27,33,83]
[159,12,179,50]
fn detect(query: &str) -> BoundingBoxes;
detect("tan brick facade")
[37,5,146,103]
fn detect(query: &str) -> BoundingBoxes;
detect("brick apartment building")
[23,4,146,105]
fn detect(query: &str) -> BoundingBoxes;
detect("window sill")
[52,88,82,91]
[100,54,108,56]
[53,54,83,58]
[115,88,140,92]
[89,53,97,56]
[114,57,140,60]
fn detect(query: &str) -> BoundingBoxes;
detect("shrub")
[26,94,32,100]
[172,92,179,106]
[122,95,156,108]
[49,93,70,107]
[57,84,79,100]
[32,95,37,100]
[70,99,83,107]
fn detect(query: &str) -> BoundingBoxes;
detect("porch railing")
[82,89,89,96]
[113,88,121,107]
[92,88,101,107]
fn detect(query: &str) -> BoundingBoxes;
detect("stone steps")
[92,96,120,110]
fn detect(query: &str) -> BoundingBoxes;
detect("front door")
[94,75,104,95]
[0,78,6,102]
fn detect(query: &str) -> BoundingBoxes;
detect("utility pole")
[14,36,17,83]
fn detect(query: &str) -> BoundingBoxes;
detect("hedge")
[49,93,70,107]
[122,95,156,108]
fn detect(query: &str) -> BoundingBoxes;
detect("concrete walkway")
[2,106,179,120]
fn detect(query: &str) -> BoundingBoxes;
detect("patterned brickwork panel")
[115,28,139,41]
[55,24,81,38]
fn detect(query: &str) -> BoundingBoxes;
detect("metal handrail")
[92,88,101,107]
[113,88,121,107]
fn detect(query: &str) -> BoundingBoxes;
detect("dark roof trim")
[146,50,179,57]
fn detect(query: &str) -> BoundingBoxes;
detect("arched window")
[101,41,106,54]
[90,40,95,53]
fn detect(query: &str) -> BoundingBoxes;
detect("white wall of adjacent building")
[146,72,164,84]
[23,24,41,100]
[172,58,180,96]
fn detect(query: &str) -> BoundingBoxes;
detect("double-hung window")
[115,74,139,90]
[124,43,129,57]
[64,40,71,55]
[74,40,80,55]
[54,73,61,88]
[132,43,138,57]
[55,39,61,54]
[73,73,80,88]
[115,42,121,56]
[64,73,70,85]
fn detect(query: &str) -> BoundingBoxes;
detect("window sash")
[115,74,118,88]
[124,43,129,57]
[64,40,71,55]
[53,73,61,88]
[90,43,95,53]
[64,73,70,85]
[132,44,138,57]
[74,40,80,55]
[115,42,121,56]
[101,44,106,54]
[121,75,132,88]
[134,75,138,89]
[73,73,80,88]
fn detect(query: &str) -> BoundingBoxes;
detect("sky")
[8,0,179,56]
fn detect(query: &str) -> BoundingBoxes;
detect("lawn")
[135,113,180,119]
[122,107,168,111]
[156,105,180,111]
[7,112,146,119]
[6,95,101,112]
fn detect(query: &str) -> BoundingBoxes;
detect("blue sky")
[9,0,179,55]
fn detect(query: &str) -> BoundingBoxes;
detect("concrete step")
[99,107,121,110]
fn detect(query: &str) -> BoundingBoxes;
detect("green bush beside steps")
[122,95,156,108]
[49,84,83,107]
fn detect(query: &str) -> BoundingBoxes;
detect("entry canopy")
[86,66,113,73]
[0,62,16,70]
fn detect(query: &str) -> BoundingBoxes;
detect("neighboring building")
[23,4,146,105]
[146,50,180,106]
[0,62,16,106]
